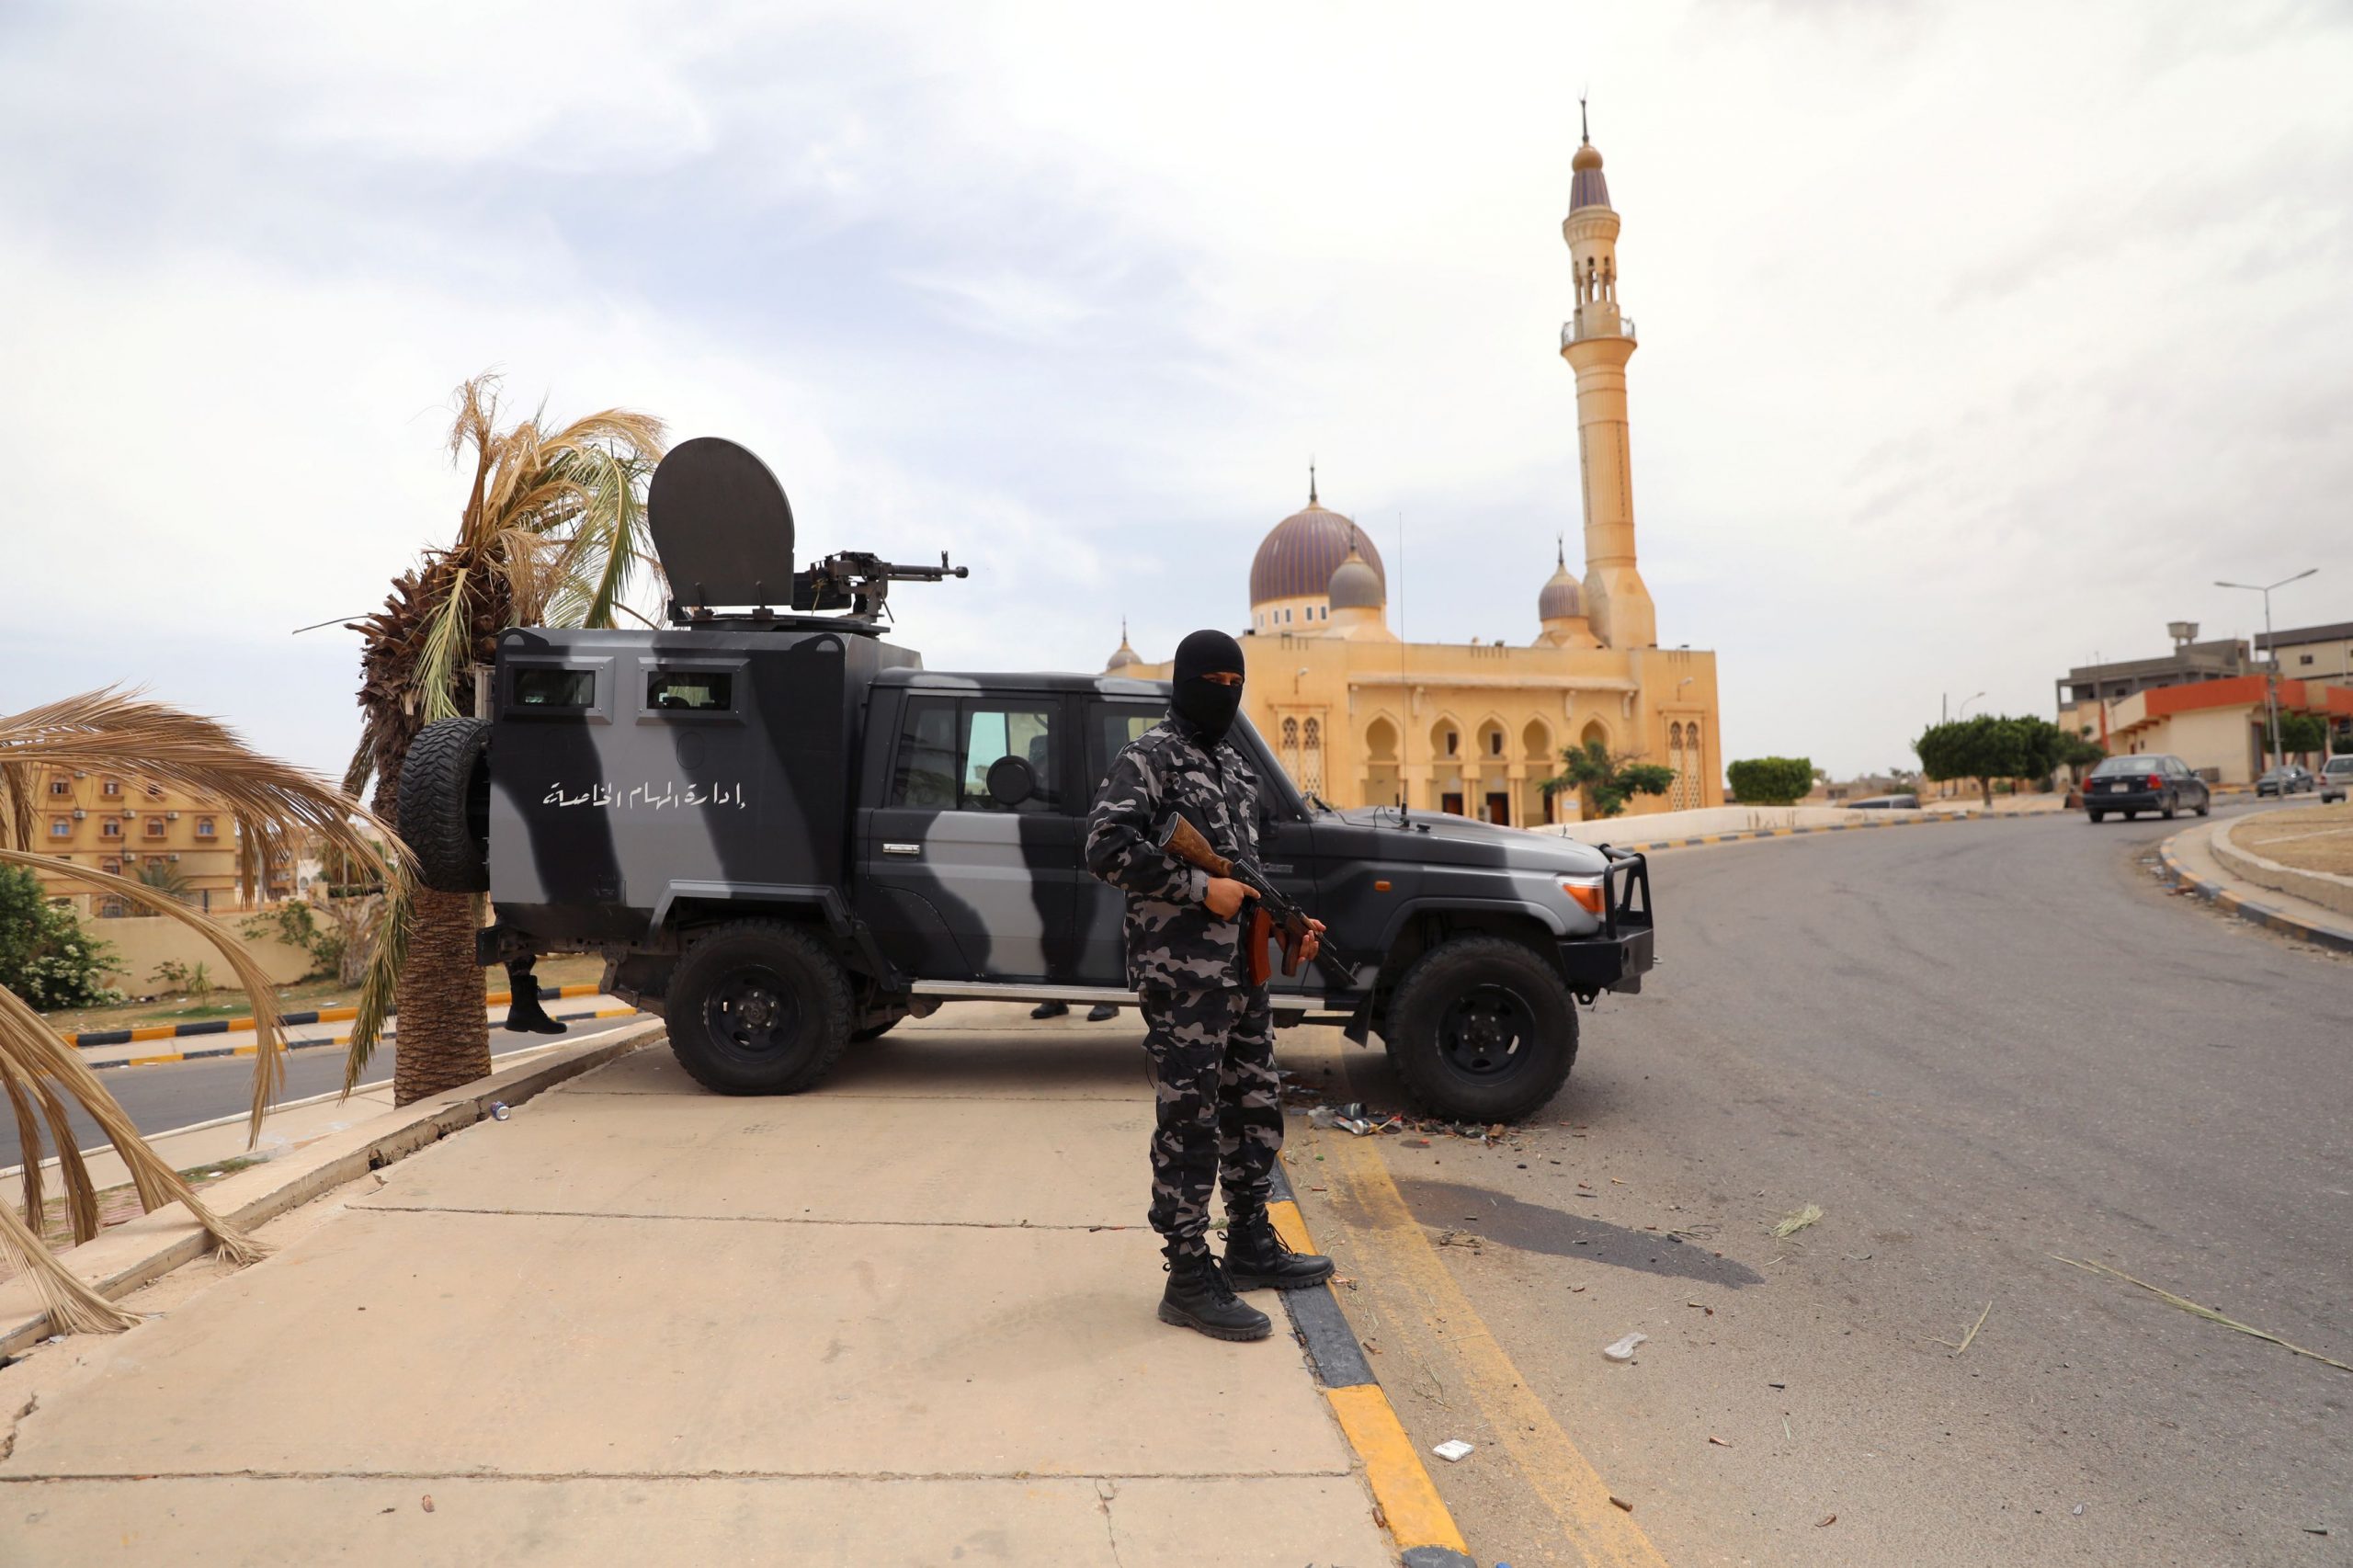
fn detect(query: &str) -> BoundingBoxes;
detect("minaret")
[1559,103,1656,650]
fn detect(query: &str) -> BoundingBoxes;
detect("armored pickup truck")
[397,437,1655,1122]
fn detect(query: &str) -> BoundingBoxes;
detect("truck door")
[858,691,1084,982]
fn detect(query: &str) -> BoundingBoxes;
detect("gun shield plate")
[649,436,796,608]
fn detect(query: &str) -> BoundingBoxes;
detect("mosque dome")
[1326,535,1384,611]
[1249,473,1387,606]
[1105,620,1141,671]
[1538,541,1584,620]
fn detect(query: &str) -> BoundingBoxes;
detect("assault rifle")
[1154,812,1335,986]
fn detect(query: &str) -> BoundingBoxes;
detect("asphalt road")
[4,1014,642,1172]
[1292,797,2353,1567]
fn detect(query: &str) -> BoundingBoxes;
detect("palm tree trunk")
[391,886,491,1106]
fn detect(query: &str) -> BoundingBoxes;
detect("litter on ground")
[1769,1203,1824,1239]
[1431,1438,1474,1462]
[1603,1331,1648,1362]
[2050,1255,2353,1373]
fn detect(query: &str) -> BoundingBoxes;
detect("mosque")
[1106,119,1723,824]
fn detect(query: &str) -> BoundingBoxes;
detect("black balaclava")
[1171,629,1245,744]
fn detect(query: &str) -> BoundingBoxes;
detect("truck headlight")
[1559,877,1606,916]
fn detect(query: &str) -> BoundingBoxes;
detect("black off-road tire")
[2088,810,2106,824]
[667,921,853,1096]
[1382,936,1579,1123]
[397,718,492,893]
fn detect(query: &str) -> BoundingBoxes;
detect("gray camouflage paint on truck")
[484,631,1628,1006]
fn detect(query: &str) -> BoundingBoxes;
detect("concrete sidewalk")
[0,1006,1397,1565]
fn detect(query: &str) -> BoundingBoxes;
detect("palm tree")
[345,374,665,1106]
[132,858,192,902]
[0,689,397,1335]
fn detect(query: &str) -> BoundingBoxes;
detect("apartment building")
[30,770,293,915]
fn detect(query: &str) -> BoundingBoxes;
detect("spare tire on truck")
[397,718,492,893]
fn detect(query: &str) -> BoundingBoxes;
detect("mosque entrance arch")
[1363,716,1400,807]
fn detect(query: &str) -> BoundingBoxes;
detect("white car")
[2324,755,2351,805]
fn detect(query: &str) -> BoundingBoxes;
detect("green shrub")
[1725,756,1813,806]
[0,866,124,1010]
[241,899,343,982]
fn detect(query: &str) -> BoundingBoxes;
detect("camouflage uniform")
[1085,715,1283,1261]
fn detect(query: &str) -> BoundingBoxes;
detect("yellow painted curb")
[1267,1195,1474,1558]
[1326,1383,1471,1555]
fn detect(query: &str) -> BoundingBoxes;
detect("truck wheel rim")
[709,967,802,1055]
[1437,983,1531,1080]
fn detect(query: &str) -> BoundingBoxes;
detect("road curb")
[0,1018,665,1356]
[1267,1162,1476,1568]
[2155,828,2353,955]
[1618,805,2067,854]
[62,983,606,1050]
[89,1006,640,1072]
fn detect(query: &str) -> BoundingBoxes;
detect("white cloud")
[4,0,2349,779]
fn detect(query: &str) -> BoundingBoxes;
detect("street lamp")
[2216,568,2318,766]
[1956,691,1985,720]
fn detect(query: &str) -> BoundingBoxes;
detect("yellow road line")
[1317,1130,1671,1566]
[1267,1196,1472,1558]
[1325,1383,1470,1554]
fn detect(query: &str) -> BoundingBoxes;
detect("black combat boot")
[501,962,569,1035]
[1158,1250,1272,1341]
[1222,1210,1336,1291]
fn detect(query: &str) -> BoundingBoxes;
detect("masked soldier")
[1086,629,1334,1340]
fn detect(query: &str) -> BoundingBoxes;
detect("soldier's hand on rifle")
[1204,876,1258,920]
[1298,917,1325,963]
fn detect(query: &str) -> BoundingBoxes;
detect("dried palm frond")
[0,690,391,876]
[0,1192,140,1336]
[0,850,287,1145]
[346,867,410,1092]
[0,976,266,1279]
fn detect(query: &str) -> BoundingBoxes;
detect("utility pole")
[2217,568,2318,766]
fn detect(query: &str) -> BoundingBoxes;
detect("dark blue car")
[2085,753,2211,823]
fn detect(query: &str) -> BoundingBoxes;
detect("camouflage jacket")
[1085,715,1261,993]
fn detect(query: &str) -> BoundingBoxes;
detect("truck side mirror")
[984,756,1035,809]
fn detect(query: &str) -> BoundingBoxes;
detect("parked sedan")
[2256,766,2317,798]
[2322,756,2351,805]
[2084,754,2211,822]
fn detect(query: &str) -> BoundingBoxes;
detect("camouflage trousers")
[1139,968,1282,1261]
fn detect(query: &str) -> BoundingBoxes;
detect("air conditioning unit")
[168,853,181,862]
[72,809,85,820]
[166,811,179,820]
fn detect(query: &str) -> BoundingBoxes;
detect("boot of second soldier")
[502,985,570,1035]
[1157,1251,1272,1341]
[1222,1210,1336,1291]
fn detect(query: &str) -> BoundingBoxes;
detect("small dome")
[1327,537,1383,611]
[1569,139,1610,211]
[1105,620,1141,670]
[1538,541,1584,620]
[1249,472,1388,607]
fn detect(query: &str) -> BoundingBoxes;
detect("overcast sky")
[5,0,2348,779]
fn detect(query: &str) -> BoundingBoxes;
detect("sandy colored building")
[1108,120,1722,824]
[2102,676,2353,783]
[2257,619,2353,691]
[29,770,291,916]
[2055,624,2254,744]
